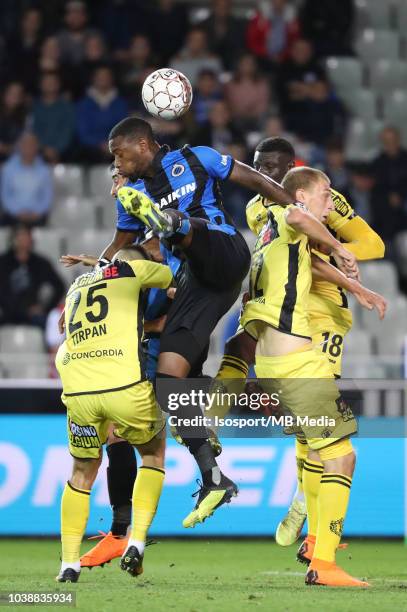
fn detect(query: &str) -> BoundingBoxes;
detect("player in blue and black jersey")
[108,116,297,528]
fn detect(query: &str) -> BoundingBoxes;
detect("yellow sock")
[302,459,323,538]
[313,472,352,563]
[61,481,90,563]
[216,354,249,380]
[295,439,308,495]
[131,466,165,542]
[206,355,248,420]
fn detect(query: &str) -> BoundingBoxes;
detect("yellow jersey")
[241,204,312,340]
[56,259,172,396]
[246,194,268,236]
[310,188,354,313]
[245,188,355,331]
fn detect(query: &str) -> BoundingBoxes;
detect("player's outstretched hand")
[60,254,98,268]
[331,245,360,280]
[352,284,387,320]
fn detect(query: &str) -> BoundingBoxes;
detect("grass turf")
[0,539,406,611]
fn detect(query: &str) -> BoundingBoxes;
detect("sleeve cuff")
[224,157,235,180]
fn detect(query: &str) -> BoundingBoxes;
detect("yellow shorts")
[310,314,351,378]
[62,380,166,459]
[255,347,357,451]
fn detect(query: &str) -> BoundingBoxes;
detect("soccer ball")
[142,68,193,120]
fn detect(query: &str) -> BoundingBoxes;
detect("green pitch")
[0,539,406,612]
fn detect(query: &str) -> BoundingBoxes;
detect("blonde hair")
[112,245,148,263]
[282,167,330,195]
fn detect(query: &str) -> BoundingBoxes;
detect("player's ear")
[137,137,149,152]
[296,188,306,204]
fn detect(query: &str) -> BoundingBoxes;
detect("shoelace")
[86,530,158,547]
[191,478,204,498]
[283,504,306,531]
[87,531,126,541]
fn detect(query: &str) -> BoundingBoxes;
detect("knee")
[343,450,356,473]
[334,449,356,478]
[320,443,356,478]
[318,437,356,476]
[70,454,101,490]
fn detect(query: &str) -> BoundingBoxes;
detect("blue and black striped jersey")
[116,144,236,235]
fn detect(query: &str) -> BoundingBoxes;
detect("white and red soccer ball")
[142,68,193,120]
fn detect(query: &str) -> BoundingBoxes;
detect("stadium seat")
[5,359,50,379]
[325,57,363,93]
[369,60,407,92]
[342,328,373,358]
[375,322,407,356]
[49,196,98,230]
[66,229,114,258]
[355,0,392,29]
[359,261,399,296]
[383,90,407,127]
[341,88,377,120]
[32,228,66,262]
[394,231,407,277]
[99,199,118,230]
[361,295,407,354]
[0,326,45,354]
[88,165,113,199]
[0,357,8,377]
[53,165,84,202]
[345,118,384,161]
[395,1,407,32]
[341,359,386,379]
[355,30,400,63]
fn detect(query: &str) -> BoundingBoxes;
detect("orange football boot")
[297,535,348,565]
[296,534,316,565]
[80,531,128,568]
[305,558,370,587]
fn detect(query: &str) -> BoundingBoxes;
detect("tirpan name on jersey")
[158,181,196,208]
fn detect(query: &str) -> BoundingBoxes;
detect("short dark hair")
[255,137,295,158]
[109,116,154,142]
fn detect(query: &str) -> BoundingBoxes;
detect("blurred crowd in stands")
[0,0,407,336]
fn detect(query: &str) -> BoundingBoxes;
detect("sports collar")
[152,144,171,170]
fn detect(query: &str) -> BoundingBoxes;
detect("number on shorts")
[321,331,343,358]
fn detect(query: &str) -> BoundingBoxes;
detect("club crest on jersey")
[171,163,185,177]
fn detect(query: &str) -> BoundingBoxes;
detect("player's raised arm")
[286,205,358,278]
[229,160,294,205]
[335,216,385,260]
[59,230,139,268]
[99,229,141,262]
[311,253,387,319]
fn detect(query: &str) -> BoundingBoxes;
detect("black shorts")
[160,263,241,366]
[185,224,251,291]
